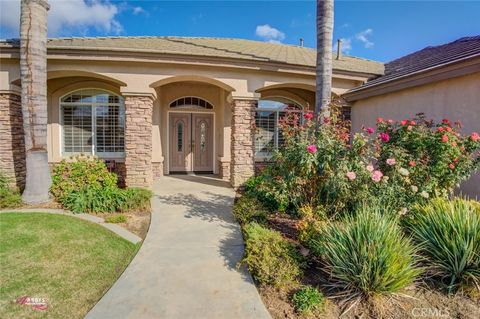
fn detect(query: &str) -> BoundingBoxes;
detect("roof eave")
[343,54,480,102]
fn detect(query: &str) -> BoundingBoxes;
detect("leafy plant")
[403,198,480,293]
[118,188,152,212]
[233,193,268,225]
[311,206,421,299]
[292,286,325,316]
[244,175,288,212]
[50,155,118,204]
[242,222,304,289]
[105,214,127,223]
[50,156,152,214]
[0,172,21,209]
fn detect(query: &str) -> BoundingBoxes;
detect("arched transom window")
[255,97,303,158]
[170,96,213,109]
[60,89,125,157]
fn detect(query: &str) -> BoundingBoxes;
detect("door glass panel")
[177,121,183,152]
[200,122,206,152]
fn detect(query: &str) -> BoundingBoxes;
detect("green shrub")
[118,188,152,212]
[404,198,480,293]
[242,222,304,289]
[105,214,127,223]
[244,175,289,212]
[233,193,268,225]
[50,156,118,204]
[0,172,21,209]
[62,186,124,214]
[50,156,152,214]
[292,286,325,316]
[312,207,421,299]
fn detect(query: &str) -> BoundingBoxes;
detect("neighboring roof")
[0,36,384,75]
[346,36,480,95]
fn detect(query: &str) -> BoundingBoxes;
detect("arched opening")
[60,89,125,158]
[169,96,214,109]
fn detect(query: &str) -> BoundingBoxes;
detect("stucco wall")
[351,72,480,198]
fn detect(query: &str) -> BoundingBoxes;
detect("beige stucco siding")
[351,72,480,197]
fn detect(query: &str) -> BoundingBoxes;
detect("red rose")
[409,160,416,167]
[410,120,416,125]
[442,135,449,142]
[376,117,384,123]
[449,163,455,169]
[400,120,408,125]
[437,127,444,132]
[442,119,450,124]
[303,112,314,120]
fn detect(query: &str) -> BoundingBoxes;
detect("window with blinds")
[254,97,303,158]
[61,89,125,158]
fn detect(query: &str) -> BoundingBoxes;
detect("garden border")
[0,208,142,244]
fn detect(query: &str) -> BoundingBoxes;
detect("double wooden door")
[169,113,213,173]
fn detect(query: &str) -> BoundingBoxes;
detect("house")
[344,36,480,197]
[0,36,383,189]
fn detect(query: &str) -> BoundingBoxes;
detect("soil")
[259,209,480,319]
[101,209,151,240]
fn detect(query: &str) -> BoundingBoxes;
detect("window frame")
[169,96,214,109]
[254,96,304,160]
[59,88,126,159]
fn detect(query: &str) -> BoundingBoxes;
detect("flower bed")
[236,111,480,318]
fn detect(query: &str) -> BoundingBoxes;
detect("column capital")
[122,92,156,100]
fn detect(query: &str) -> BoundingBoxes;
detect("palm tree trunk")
[315,0,334,120]
[20,0,51,203]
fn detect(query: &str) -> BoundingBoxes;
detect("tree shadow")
[154,190,253,282]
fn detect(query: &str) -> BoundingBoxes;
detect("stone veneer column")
[124,95,153,188]
[230,99,256,188]
[0,93,26,190]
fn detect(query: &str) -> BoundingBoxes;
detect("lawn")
[0,213,139,319]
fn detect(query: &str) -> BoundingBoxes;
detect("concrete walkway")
[86,175,271,319]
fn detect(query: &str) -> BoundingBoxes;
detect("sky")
[1,0,479,62]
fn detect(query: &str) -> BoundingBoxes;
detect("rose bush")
[257,111,480,219]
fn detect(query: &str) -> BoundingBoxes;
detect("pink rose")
[376,117,384,123]
[366,164,374,172]
[303,112,314,120]
[346,171,356,181]
[387,119,394,124]
[379,132,390,142]
[386,158,396,166]
[442,135,449,143]
[365,127,375,134]
[371,170,383,182]
[306,145,317,154]
[400,120,408,126]
[471,132,479,142]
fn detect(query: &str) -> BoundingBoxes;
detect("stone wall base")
[230,99,256,188]
[218,160,231,181]
[124,95,153,188]
[0,93,26,190]
[152,162,164,179]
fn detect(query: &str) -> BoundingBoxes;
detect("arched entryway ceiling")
[255,83,315,93]
[11,70,127,87]
[149,75,235,92]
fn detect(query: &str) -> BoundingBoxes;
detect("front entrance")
[169,113,214,173]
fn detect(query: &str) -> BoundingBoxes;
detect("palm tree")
[20,0,51,203]
[315,0,334,120]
